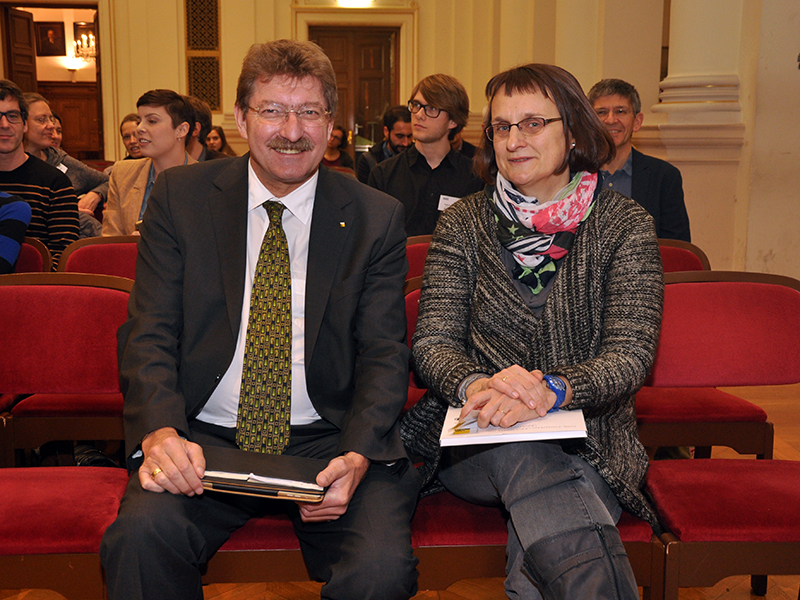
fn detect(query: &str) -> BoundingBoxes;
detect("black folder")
[201,445,327,502]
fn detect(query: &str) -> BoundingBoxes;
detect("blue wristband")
[543,375,567,413]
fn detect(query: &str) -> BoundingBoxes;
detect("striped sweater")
[0,154,80,265]
[400,187,664,532]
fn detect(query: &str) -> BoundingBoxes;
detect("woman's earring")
[571,141,576,148]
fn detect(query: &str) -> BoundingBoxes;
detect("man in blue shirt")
[589,79,691,242]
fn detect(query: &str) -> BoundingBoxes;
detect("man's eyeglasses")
[0,111,24,125]
[408,100,442,119]
[247,103,331,126]
[594,107,632,119]
[484,117,563,141]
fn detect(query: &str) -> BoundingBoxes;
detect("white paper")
[440,405,587,447]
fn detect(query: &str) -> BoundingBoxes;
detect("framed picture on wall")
[35,22,66,57]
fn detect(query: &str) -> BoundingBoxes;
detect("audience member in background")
[0,191,31,274]
[322,124,355,171]
[184,95,226,162]
[102,89,195,236]
[401,63,663,600]
[51,111,63,148]
[22,92,108,238]
[0,80,79,265]
[588,78,690,242]
[449,131,476,159]
[368,75,482,236]
[355,105,411,183]
[119,113,143,160]
[206,125,237,156]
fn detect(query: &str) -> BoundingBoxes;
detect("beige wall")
[746,0,800,277]
[2,0,796,279]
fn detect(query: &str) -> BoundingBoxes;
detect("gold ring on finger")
[152,467,162,478]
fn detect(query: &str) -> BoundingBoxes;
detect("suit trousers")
[438,440,637,600]
[100,421,420,600]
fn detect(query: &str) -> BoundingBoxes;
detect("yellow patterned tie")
[236,201,292,453]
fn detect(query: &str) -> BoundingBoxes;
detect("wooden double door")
[309,26,400,154]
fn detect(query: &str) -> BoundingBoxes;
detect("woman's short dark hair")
[332,124,348,150]
[474,63,615,184]
[236,39,338,118]
[136,89,193,131]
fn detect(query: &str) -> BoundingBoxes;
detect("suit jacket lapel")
[305,168,353,364]
[208,155,250,338]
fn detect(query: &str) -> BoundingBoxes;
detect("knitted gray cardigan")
[400,186,663,532]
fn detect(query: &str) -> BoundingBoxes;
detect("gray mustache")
[268,137,314,152]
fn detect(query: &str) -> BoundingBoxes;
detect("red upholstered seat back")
[649,273,800,387]
[13,243,44,273]
[406,242,430,280]
[61,242,138,280]
[13,238,52,273]
[659,245,705,272]
[405,287,421,349]
[0,277,131,394]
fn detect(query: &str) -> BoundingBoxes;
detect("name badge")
[438,194,460,211]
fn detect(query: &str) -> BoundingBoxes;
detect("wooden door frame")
[292,7,418,100]
[1,1,103,158]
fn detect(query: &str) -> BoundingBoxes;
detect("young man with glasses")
[588,78,690,241]
[368,74,482,236]
[0,80,79,265]
[101,39,418,600]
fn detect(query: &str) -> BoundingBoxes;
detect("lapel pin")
[340,222,346,228]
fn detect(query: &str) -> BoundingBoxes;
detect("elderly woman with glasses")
[401,63,663,600]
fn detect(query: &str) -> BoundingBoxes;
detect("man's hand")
[139,427,206,496]
[297,452,370,523]
[77,191,103,215]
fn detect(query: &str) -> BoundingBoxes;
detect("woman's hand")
[461,366,571,428]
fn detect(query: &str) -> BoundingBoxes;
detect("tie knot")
[265,202,286,226]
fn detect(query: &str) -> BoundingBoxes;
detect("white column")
[652,0,744,124]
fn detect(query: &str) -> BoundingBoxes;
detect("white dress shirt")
[196,162,321,427]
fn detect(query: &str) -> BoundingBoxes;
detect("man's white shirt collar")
[247,160,317,225]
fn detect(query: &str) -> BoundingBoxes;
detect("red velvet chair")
[0,273,132,467]
[646,459,800,600]
[12,236,53,273]
[57,235,139,280]
[404,276,427,411]
[657,238,710,273]
[406,234,432,280]
[0,466,128,599]
[636,271,800,460]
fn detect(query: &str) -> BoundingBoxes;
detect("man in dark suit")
[100,39,418,600]
[589,78,691,241]
[184,94,227,161]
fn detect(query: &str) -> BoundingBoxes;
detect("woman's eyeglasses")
[485,117,563,141]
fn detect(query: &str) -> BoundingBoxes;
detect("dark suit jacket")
[118,157,410,467]
[630,148,691,242]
